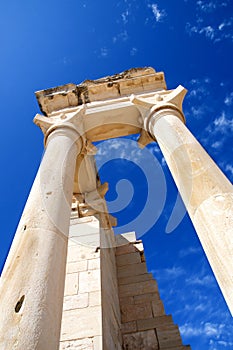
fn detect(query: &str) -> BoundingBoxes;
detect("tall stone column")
[132,86,233,316]
[0,119,83,349]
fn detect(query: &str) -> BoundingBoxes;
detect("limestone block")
[93,336,103,350]
[152,300,165,316]
[66,260,88,274]
[116,244,139,256]
[116,252,141,266]
[117,262,147,278]
[121,321,137,334]
[123,330,159,350]
[89,291,101,307]
[156,324,182,348]
[63,293,88,311]
[119,296,134,305]
[118,272,154,285]
[134,292,160,304]
[67,244,100,263]
[119,280,158,297]
[60,338,93,350]
[88,258,100,270]
[137,315,173,332]
[115,232,136,245]
[60,306,102,341]
[79,269,101,293]
[121,303,153,323]
[64,273,79,296]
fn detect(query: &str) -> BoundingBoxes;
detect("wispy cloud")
[224,92,233,106]
[185,274,215,287]
[179,246,201,258]
[130,47,138,56]
[180,321,233,349]
[197,1,228,13]
[112,30,129,43]
[153,265,186,279]
[148,3,166,22]
[204,111,233,139]
[186,1,233,42]
[100,47,108,57]
[212,111,233,133]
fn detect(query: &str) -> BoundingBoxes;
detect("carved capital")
[34,105,86,148]
[130,86,187,146]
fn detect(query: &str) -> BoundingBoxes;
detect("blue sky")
[0,0,232,349]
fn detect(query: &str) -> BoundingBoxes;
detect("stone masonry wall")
[59,224,191,350]
[116,232,191,350]
[59,216,103,350]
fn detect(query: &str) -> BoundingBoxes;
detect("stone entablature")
[35,67,166,116]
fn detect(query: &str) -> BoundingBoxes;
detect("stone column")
[0,122,82,349]
[132,87,233,315]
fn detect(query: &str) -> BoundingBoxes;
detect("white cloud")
[224,92,233,106]
[153,265,186,279]
[179,246,201,258]
[185,274,215,287]
[130,47,138,56]
[186,2,233,42]
[200,25,215,40]
[149,3,166,22]
[197,1,228,12]
[100,47,108,57]
[213,111,233,132]
[211,140,223,149]
[224,164,233,179]
[205,111,233,136]
[121,9,129,24]
[180,321,224,337]
[112,30,128,43]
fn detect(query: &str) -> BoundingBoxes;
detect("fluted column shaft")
[0,124,82,349]
[147,106,233,315]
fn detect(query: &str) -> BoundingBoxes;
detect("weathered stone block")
[121,303,153,323]
[79,269,101,293]
[123,330,159,350]
[63,293,88,311]
[64,273,79,296]
[60,338,93,349]
[88,258,100,270]
[119,280,158,297]
[117,262,147,278]
[118,272,154,285]
[119,296,134,305]
[66,260,88,274]
[89,290,101,307]
[156,324,182,348]
[67,244,99,263]
[152,299,165,316]
[134,292,160,304]
[116,252,141,266]
[121,321,137,334]
[116,244,139,256]
[60,306,102,341]
[137,315,173,331]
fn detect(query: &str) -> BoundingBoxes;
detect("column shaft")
[148,109,233,315]
[0,126,81,349]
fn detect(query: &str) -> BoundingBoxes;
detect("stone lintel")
[35,67,166,116]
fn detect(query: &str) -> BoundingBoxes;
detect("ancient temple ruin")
[0,67,232,349]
